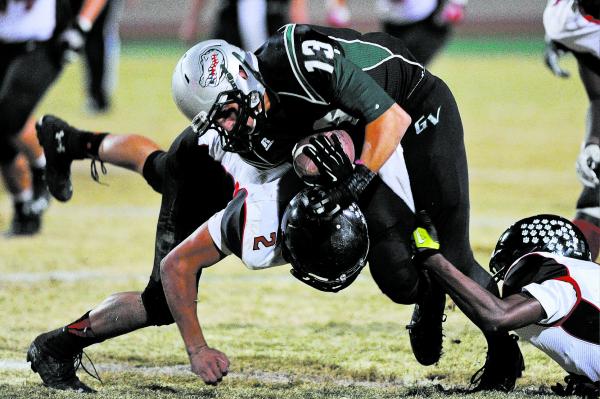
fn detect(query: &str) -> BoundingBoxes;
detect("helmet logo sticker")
[199,48,226,88]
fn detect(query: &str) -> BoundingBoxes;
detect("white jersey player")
[542,0,600,263]
[375,0,468,65]
[200,128,296,270]
[413,213,600,396]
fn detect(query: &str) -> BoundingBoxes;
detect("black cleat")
[406,276,446,366]
[470,334,524,392]
[27,338,97,393]
[7,201,41,236]
[35,115,77,202]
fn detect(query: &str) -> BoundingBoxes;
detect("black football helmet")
[577,0,600,19]
[489,214,591,281]
[281,187,369,293]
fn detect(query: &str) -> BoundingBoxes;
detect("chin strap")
[289,268,360,293]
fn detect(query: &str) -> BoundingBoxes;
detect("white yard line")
[0,359,418,388]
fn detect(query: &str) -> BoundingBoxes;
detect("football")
[292,130,355,185]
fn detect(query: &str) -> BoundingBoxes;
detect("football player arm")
[160,222,230,385]
[422,254,546,332]
[361,103,411,172]
[331,57,410,172]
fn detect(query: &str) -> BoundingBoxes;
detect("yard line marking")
[0,359,422,388]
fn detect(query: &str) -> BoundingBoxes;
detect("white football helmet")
[171,39,267,153]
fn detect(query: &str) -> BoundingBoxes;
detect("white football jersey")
[543,0,600,58]
[0,0,56,42]
[505,252,600,382]
[376,0,439,24]
[201,130,294,270]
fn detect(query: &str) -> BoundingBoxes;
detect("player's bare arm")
[412,213,546,332]
[422,254,546,332]
[360,103,411,172]
[160,223,230,385]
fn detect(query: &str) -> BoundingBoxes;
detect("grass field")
[0,38,589,398]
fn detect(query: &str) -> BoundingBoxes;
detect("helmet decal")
[518,217,585,256]
[199,48,226,88]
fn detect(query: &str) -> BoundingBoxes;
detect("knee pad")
[140,278,175,326]
[142,150,167,194]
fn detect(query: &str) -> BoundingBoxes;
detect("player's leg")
[36,115,162,201]
[17,116,50,212]
[427,81,523,391]
[0,43,60,234]
[362,178,446,366]
[83,5,110,113]
[28,132,233,391]
[27,291,148,393]
[574,186,600,260]
[0,152,39,235]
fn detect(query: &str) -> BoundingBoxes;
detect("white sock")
[14,189,33,203]
[32,155,46,169]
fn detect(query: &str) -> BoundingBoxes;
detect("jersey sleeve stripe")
[282,24,328,105]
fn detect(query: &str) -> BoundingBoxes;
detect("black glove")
[544,39,570,79]
[308,163,376,216]
[302,134,353,187]
[59,19,90,63]
[412,211,441,263]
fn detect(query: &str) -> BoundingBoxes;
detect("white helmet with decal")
[171,39,267,153]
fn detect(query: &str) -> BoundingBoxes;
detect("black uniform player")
[0,0,106,235]
[170,25,523,390]
[377,0,467,66]
[179,0,308,51]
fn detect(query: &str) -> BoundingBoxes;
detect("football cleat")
[27,338,97,393]
[35,115,78,202]
[406,276,446,366]
[470,334,524,392]
[7,201,41,236]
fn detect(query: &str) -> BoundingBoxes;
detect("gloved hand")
[302,134,353,187]
[308,163,376,216]
[576,143,600,188]
[412,211,441,263]
[59,18,90,63]
[434,0,467,27]
[544,39,570,78]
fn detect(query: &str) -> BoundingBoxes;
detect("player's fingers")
[302,144,321,163]
[312,135,333,157]
[217,356,229,375]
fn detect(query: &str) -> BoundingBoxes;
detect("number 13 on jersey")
[302,40,334,73]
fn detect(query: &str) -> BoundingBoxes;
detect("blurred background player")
[376,0,467,66]
[543,0,600,260]
[72,0,126,113]
[0,0,107,235]
[178,0,309,51]
[325,0,351,28]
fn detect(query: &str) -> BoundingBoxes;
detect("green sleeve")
[331,56,396,123]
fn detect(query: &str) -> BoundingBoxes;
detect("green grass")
[0,41,587,398]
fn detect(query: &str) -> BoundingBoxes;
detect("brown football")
[292,130,355,185]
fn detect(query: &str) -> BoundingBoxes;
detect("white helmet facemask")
[172,40,269,153]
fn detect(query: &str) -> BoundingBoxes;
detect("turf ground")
[0,38,590,398]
